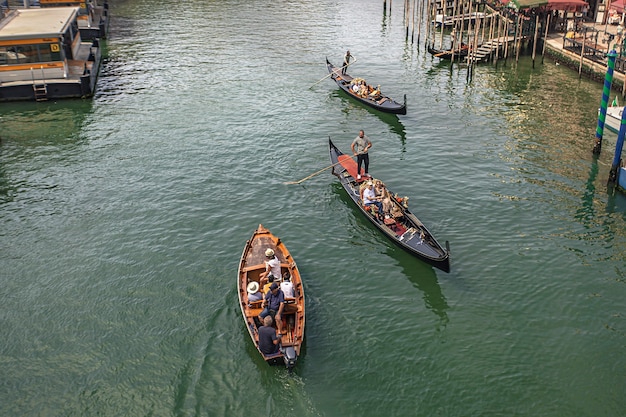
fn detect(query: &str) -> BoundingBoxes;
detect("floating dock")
[0,7,101,102]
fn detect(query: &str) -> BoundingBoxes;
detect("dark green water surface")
[1,0,624,416]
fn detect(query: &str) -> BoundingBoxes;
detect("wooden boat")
[427,44,469,60]
[237,224,305,371]
[329,138,451,272]
[326,58,406,115]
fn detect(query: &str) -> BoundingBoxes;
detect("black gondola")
[427,45,469,60]
[329,138,450,273]
[326,58,406,115]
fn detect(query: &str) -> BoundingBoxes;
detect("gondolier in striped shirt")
[351,129,372,181]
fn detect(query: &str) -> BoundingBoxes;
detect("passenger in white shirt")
[280,273,295,298]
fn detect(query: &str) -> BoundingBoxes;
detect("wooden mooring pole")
[578,28,586,78]
[532,15,539,68]
[541,14,550,65]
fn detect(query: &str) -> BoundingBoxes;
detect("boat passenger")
[247,281,263,302]
[259,248,281,288]
[358,82,369,97]
[363,181,384,217]
[262,274,276,295]
[258,316,282,355]
[369,85,381,99]
[259,282,286,334]
[280,273,294,298]
[375,181,392,214]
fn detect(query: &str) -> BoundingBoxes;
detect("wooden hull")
[427,45,469,60]
[329,138,450,272]
[238,224,305,370]
[326,58,406,115]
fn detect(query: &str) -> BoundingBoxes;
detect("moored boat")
[326,58,406,115]
[427,44,469,60]
[0,7,101,102]
[604,105,623,134]
[39,0,110,40]
[329,138,451,272]
[238,224,305,372]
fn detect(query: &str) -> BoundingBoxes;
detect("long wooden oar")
[284,155,356,185]
[309,58,357,88]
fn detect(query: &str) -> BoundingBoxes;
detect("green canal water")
[1,0,625,415]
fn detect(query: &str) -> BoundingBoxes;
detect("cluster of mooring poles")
[382,0,625,191]
[384,0,554,78]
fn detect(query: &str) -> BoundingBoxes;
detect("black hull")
[329,138,450,272]
[326,58,406,115]
[0,40,101,103]
[427,45,469,60]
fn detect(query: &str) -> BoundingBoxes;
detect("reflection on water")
[0,100,92,143]
[606,186,626,219]
[576,155,599,224]
[0,100,92,204]
[330,91,407,149]
[385,245,450,329]
[332,180,449,328]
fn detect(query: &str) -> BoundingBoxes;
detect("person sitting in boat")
[259,282,286,334]
[258,316,282,355]
[375,181,392,214]
[262,274,276,295]
[247,281,263,303]
[362,181,384,218]
[280,272,295,298]
[358,81,369,97]
[369,85,382,100]
[259,248,281,289]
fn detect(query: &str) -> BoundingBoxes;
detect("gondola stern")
[400,94,407,115]
[438,241,451,273]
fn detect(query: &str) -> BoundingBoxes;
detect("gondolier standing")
[342,50,352,75]
[351,129,372,181]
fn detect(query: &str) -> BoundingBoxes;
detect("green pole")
[594,50,618,155]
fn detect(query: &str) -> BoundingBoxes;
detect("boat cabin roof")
[0,7,79,41]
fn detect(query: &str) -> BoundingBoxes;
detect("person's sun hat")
[247,282,260,294]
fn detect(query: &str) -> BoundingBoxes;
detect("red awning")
[610,0,625,13]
